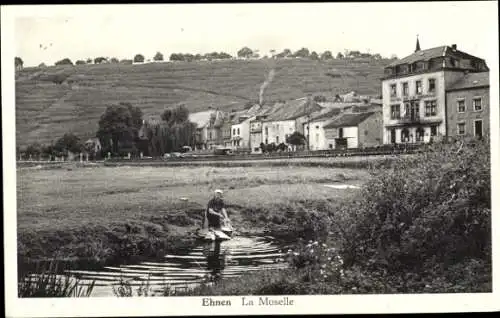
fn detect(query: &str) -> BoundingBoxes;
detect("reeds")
[18,261,95,297]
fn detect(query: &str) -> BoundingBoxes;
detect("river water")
[63,235,289,297]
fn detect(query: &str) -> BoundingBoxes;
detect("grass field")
[15,58,391,147]
[17,164,368,270]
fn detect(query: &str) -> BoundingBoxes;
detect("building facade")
[445,72,490,139]
[249,116,266,153]
[231,116,252,150]
[324,112,382,149]
[381,42,489,144]
[262,120,296,146]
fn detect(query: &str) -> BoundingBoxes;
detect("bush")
[331,138,491,291]
[55,58,73,66]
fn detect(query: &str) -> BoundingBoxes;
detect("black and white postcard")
[2,2,499,316]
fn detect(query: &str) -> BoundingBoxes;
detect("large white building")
[381,40,489,144]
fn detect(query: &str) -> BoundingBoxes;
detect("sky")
[9,2,500,67]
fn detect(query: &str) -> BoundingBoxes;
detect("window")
[233,128,236,135]
[265,127,268,135]
[237,128,240,135]
[209,132,212,140]
[403,82,409,96]
[390,84,397,97]
[315,125,319,129]
[403,102,411,118]
[457,122,466,135]
[430,126,438,136]
[338,128,344,138]
[329,144,333,149]
[457,99,466,113]
[416,80,422,95]
[416,127,425,142]
[265,138,268,144]
[390,104,400,119]
[474,120,483,137]
[276,136,279,144]
[401,128,410,142]
[315,133,319,143]
[425,100,437,116]
[473,97,482,111]
[428,79,436,93]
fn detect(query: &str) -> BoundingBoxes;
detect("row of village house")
[143,41,490,154]
[187,96,384,153]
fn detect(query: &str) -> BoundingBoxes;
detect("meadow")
[17,138,492,295]
[15,58,391,147]
[17,163,368,271]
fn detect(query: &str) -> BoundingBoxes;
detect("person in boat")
[203,189,231,231]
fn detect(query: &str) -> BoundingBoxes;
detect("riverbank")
[17,164,366,277]
[169,139,492,295]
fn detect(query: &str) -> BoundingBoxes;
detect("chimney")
[451,44,457,51]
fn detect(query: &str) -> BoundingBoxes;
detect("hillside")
[15,58,391,147]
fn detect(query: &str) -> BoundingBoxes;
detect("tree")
[110,57,119,63]
[134,54,145,63]
[390,54,398,60]
[282,49,292,57]
[161,104,189,124]
[277,143,288,152]
[286,132,306,147]
[218,52,232,59]
[54,133,83,154]
[293,47,310,58]
[237,47,253,59]
[55,58,73,66]
[75,60,86,65]
[94,57,108,64]
[310,51,319,60]
[86,58,93,64]
[96,103,143,154]
[321,51,333,60]
[336,52,344,59]
[38,63,47,68]
[25,142,42,158]
[348,50,361,58]
[15,57,24,70]
[154,52,164,61]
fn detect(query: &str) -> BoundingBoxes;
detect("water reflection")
[202,240,226,282]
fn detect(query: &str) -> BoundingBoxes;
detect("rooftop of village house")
[383,38,489,80]
[323,111,379,129]
[446,71,490,91]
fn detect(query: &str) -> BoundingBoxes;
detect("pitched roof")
[323,112,377,129]
[388,45,486,69]
[309,107,343,122]
[388,46,447,67]
[446,72,489,91]
[263,98,323,122]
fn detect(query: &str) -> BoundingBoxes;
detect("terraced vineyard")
[15,58,390,147]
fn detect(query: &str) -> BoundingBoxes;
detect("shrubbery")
[330,137,491,292]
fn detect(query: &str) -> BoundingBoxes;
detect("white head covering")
[214,189,223,194]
